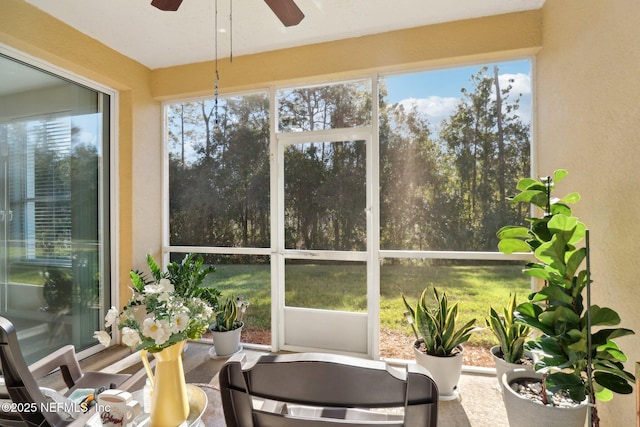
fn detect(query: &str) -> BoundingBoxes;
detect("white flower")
[121,327,143,348]
[104,307,119,328]
[93,330,111,347]
[158,278,174,293]
[143,284,161,294]
[173,313,190,333]
[144,279,175,295]
[143,318,171,345]
[203,305,213,319]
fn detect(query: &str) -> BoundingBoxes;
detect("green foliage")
[42,268,73,310]
[130,253,220,308]
[497,170,635,405]
[402,287,478,356]
[169,67,531,253]
[485,293,531,364]
[166,253,220,307]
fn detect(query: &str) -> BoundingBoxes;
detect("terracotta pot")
[413,340,463,400]
[502,368,588,427]
[490,345,535,391]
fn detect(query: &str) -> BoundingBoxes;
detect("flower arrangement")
[94,263,215,353]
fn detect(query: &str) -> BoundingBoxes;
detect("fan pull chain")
[214,0,220,134]
[229,0,233,63]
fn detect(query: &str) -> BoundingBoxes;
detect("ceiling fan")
[150,0,305,27]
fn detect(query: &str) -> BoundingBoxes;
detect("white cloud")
[498,73,531,96]
[397,96,459,129]
[395,72,532,132]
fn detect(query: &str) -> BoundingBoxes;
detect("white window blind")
[9,114,72,263]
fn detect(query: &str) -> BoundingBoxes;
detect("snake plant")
[403,287,478,357]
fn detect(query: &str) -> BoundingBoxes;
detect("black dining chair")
[0,316,138,426]
[219,352,439,427]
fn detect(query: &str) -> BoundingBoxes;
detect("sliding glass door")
[0,53,111,363]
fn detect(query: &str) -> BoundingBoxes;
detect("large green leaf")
[594,385,614,401]
[559,192,581,205]
[593,361,636,382]
[536,235,575,276]
[496,225,531,239]
[553,169,569,184]
[516,177,542,191]
[546,372,586,402]
[594,371,634,395]
[564,248,586,280]
[510,189,541,203]
[590,306,621,326]
[511,189,548,208]
[549,203,572,216]
[535,285,574,305]
[498,238,532,254]
[596,340,629,362]
[592,328,634,346]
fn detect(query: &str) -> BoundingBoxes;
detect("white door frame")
[272,126,378,357]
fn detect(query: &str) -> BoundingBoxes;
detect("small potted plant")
[485,293,534,389]
[497,169,635,427]
[402,286,478,400]
[209,296,249,357]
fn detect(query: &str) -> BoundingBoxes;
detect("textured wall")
[537,1,640,425]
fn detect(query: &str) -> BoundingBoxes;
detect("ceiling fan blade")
[151,0,184,11]
[264,0,305,27]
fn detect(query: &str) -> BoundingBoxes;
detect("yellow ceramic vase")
[141,340,189,427]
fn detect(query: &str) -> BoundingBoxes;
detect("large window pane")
[0,54,110,363]
[379,60,532,251]
[285,260,366,312]
[277,80,372,132]
[284,141,366,251]
[167,93,270,247]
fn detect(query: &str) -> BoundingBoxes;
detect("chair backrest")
[0,316,66,427]
[219,352,438,427]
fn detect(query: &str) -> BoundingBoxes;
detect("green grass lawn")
[205,261,532,348]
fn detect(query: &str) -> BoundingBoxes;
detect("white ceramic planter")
[413,341,463,400]
[490,345,536,391]
[211,323,243,357]
[502,368,588,427]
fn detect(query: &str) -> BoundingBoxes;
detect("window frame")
[162,59,536,357]
[0,45,118,360]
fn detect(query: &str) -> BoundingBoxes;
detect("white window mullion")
[269,85,283,352]
[369,73,381,359]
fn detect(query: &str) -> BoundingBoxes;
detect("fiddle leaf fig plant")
[497,169,634,425]
[402,287,478,357]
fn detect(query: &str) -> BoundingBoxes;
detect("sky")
[382,59,532,132]
[167,58,532,162]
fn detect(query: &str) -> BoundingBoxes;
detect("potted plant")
[497,169,635,427]
[485,293,534,389]
[402,286,478,400]
[210,296,249,357]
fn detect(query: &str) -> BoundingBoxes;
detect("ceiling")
[24,0,545,70]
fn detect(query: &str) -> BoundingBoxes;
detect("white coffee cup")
[97,390,142,427]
